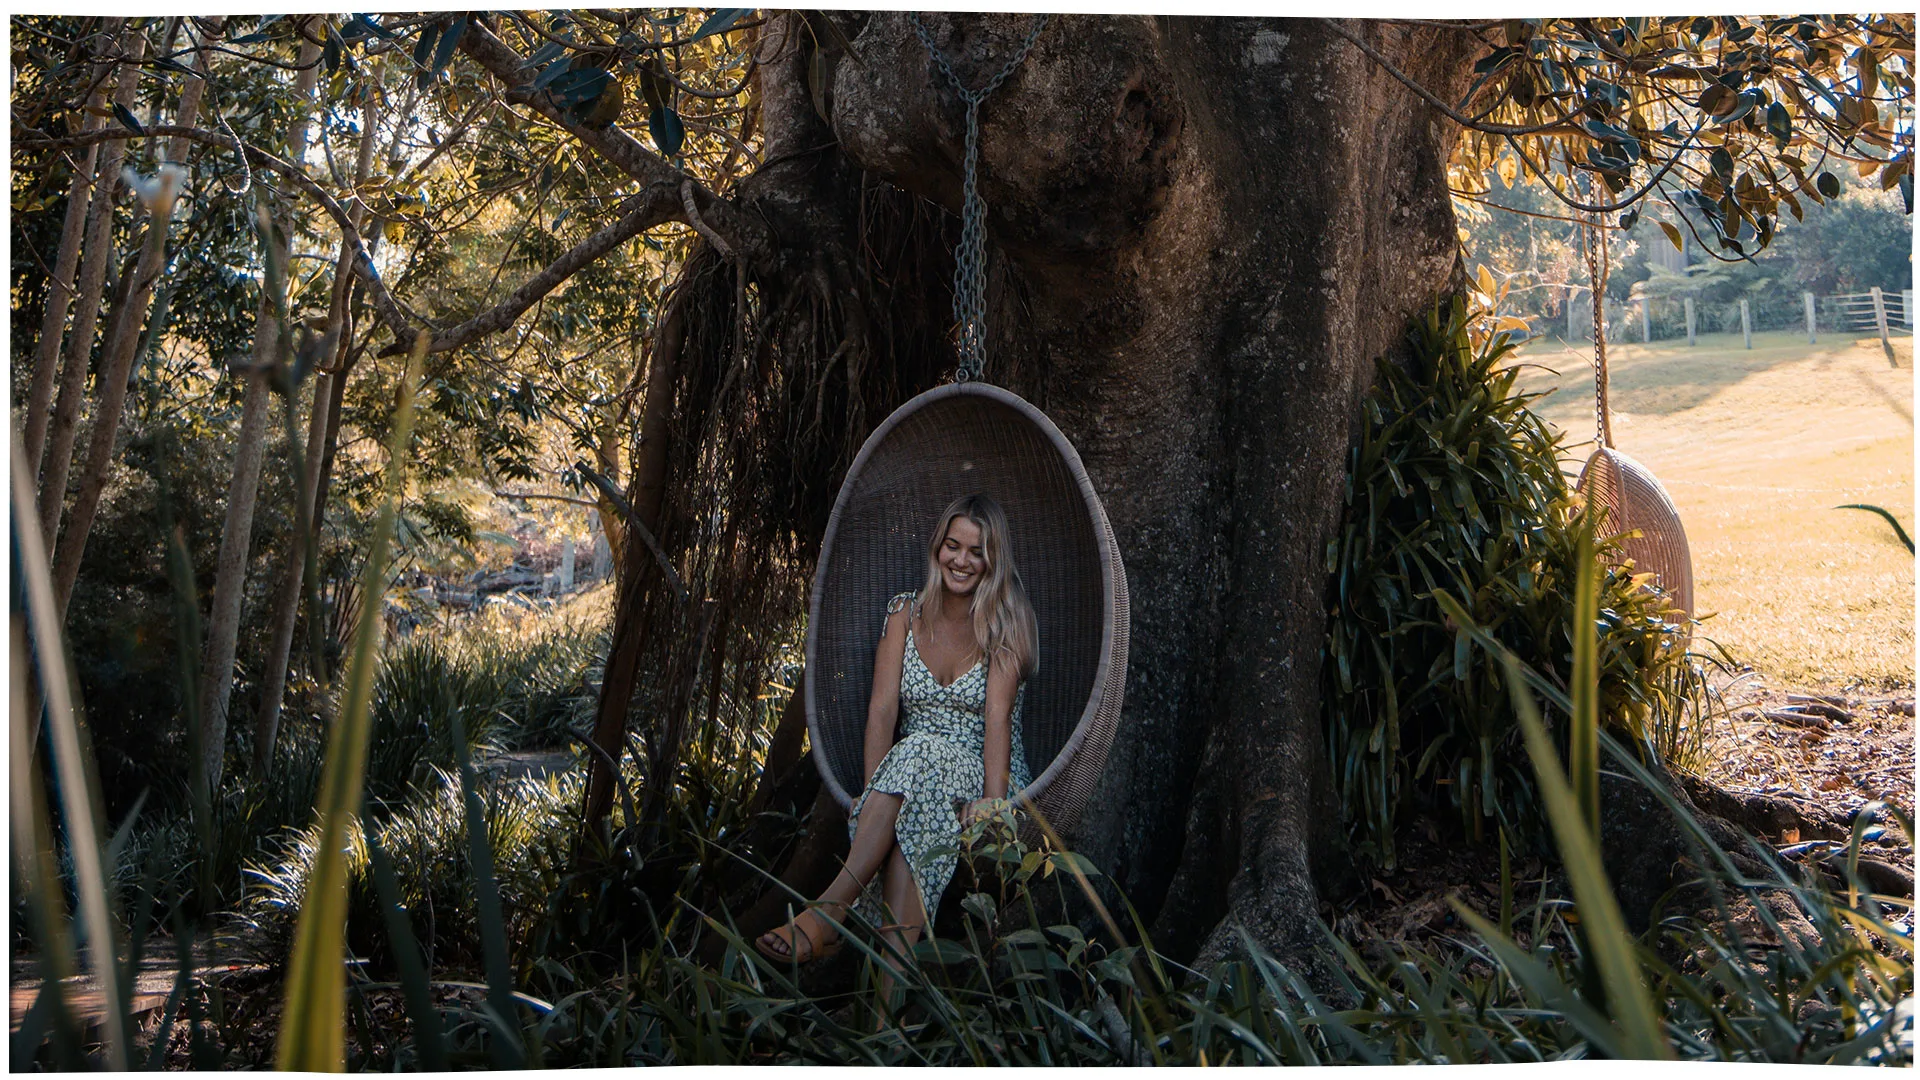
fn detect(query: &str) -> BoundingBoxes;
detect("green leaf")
[530,55,573,92]
[111,102,144,135]
[639,57,669,110]
[431,17,466,81]
[1765,101,1792,144]
[1696,82,1735,116]
[648,105,685,158]
[412,25,439,77]
[1816,170,1841,198]
[1658,220,1683,251]
[687,8,753,43]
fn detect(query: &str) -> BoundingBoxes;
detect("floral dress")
[848,591,1031,921]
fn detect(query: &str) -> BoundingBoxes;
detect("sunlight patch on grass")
[1516,331,1914,687]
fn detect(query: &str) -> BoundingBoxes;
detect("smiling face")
[936,515,987,597]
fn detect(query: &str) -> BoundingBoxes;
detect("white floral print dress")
[848,591,1031,920]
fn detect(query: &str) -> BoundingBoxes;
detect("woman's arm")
[863,605,909,787]
[976,650,1020,801]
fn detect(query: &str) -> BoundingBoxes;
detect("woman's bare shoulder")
[878,592,914,641]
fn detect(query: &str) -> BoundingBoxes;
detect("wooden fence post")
[1804,291,1817,343]
[1740,299,1752,349]
[1904,289,1913,332]
[1569,290,1580,342]
[1684,296,1696,346]
[1870,287,1895,365]
[1641,299,1651,343]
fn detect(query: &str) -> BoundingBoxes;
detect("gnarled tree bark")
[818,14,1474,965]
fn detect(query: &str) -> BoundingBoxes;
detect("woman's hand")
[962,797,1010,825]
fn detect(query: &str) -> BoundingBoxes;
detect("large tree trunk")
[198,30,323,792]
[50,20,219,617]
[819,15,1475,965]
[20,19,121,477]
[36,24,145,551]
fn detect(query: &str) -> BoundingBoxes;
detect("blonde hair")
[919,494,1038,677]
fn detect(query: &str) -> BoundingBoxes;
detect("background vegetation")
[9,9,1912,1068]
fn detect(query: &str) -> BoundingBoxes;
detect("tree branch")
[375,183,683,356]
[455,16,772,264]
[1318,18,1583,138]
[15,123,417,343]
[15,124,686,357]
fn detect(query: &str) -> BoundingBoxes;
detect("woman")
[756,493,1037,964]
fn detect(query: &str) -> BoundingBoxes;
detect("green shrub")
[1322,299,1714,868]
[240,768,578,970]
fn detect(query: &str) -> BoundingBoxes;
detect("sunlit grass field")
[1516,329,1915,688]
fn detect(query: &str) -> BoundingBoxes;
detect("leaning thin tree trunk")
[20,19,122,476]
[251,80,381,775]
[580,291,686,831]
[50,19,219,616]
[36,24,146,551]
[197,30,321,793]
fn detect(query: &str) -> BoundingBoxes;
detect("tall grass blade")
[275,331,428,1071]
[9,620,81,1069]
[1570,518,1600,833]
[451,706,527,1067]
[10,442,127,1068]
[364,832,450,1070]
[1835,503,1914,553]
[1498,651,1669,1055]
[162,521,215,901]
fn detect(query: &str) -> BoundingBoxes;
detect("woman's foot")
[755,905,844,963]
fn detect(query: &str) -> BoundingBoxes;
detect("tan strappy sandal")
[755,907,843,964]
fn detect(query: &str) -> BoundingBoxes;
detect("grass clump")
[1323,298,1718,868]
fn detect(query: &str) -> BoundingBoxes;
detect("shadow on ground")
[1526,332,1874,420]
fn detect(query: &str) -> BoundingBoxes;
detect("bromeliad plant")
[1323,299,1715,868]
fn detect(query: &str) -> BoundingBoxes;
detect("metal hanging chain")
[908,12,1050,383]
[1583,211,1614,450]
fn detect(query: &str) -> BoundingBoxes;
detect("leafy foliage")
[1322,299,1712,867]
[1447,16,1914,258]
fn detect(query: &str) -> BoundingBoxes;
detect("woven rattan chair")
[1577,446,1694,618]
[1573,215,1692,622]
[805,382,1129,840]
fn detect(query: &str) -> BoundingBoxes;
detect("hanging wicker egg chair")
[805,381,1129,840]
[1577,446,1694,618]
[1574,212,1693,621]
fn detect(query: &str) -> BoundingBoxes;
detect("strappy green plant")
[1323,298,1718,868]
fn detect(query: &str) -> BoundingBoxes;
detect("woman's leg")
[874,844,929,1023]
[880,844,929,938]
[758,791,905,957]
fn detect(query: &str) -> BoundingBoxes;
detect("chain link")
[1582,211,1614,450]
[908,12,1050,383]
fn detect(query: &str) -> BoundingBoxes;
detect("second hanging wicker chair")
[1578,445,1695,617]
[805,382,1129,840]
[1574,213,1694,620]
